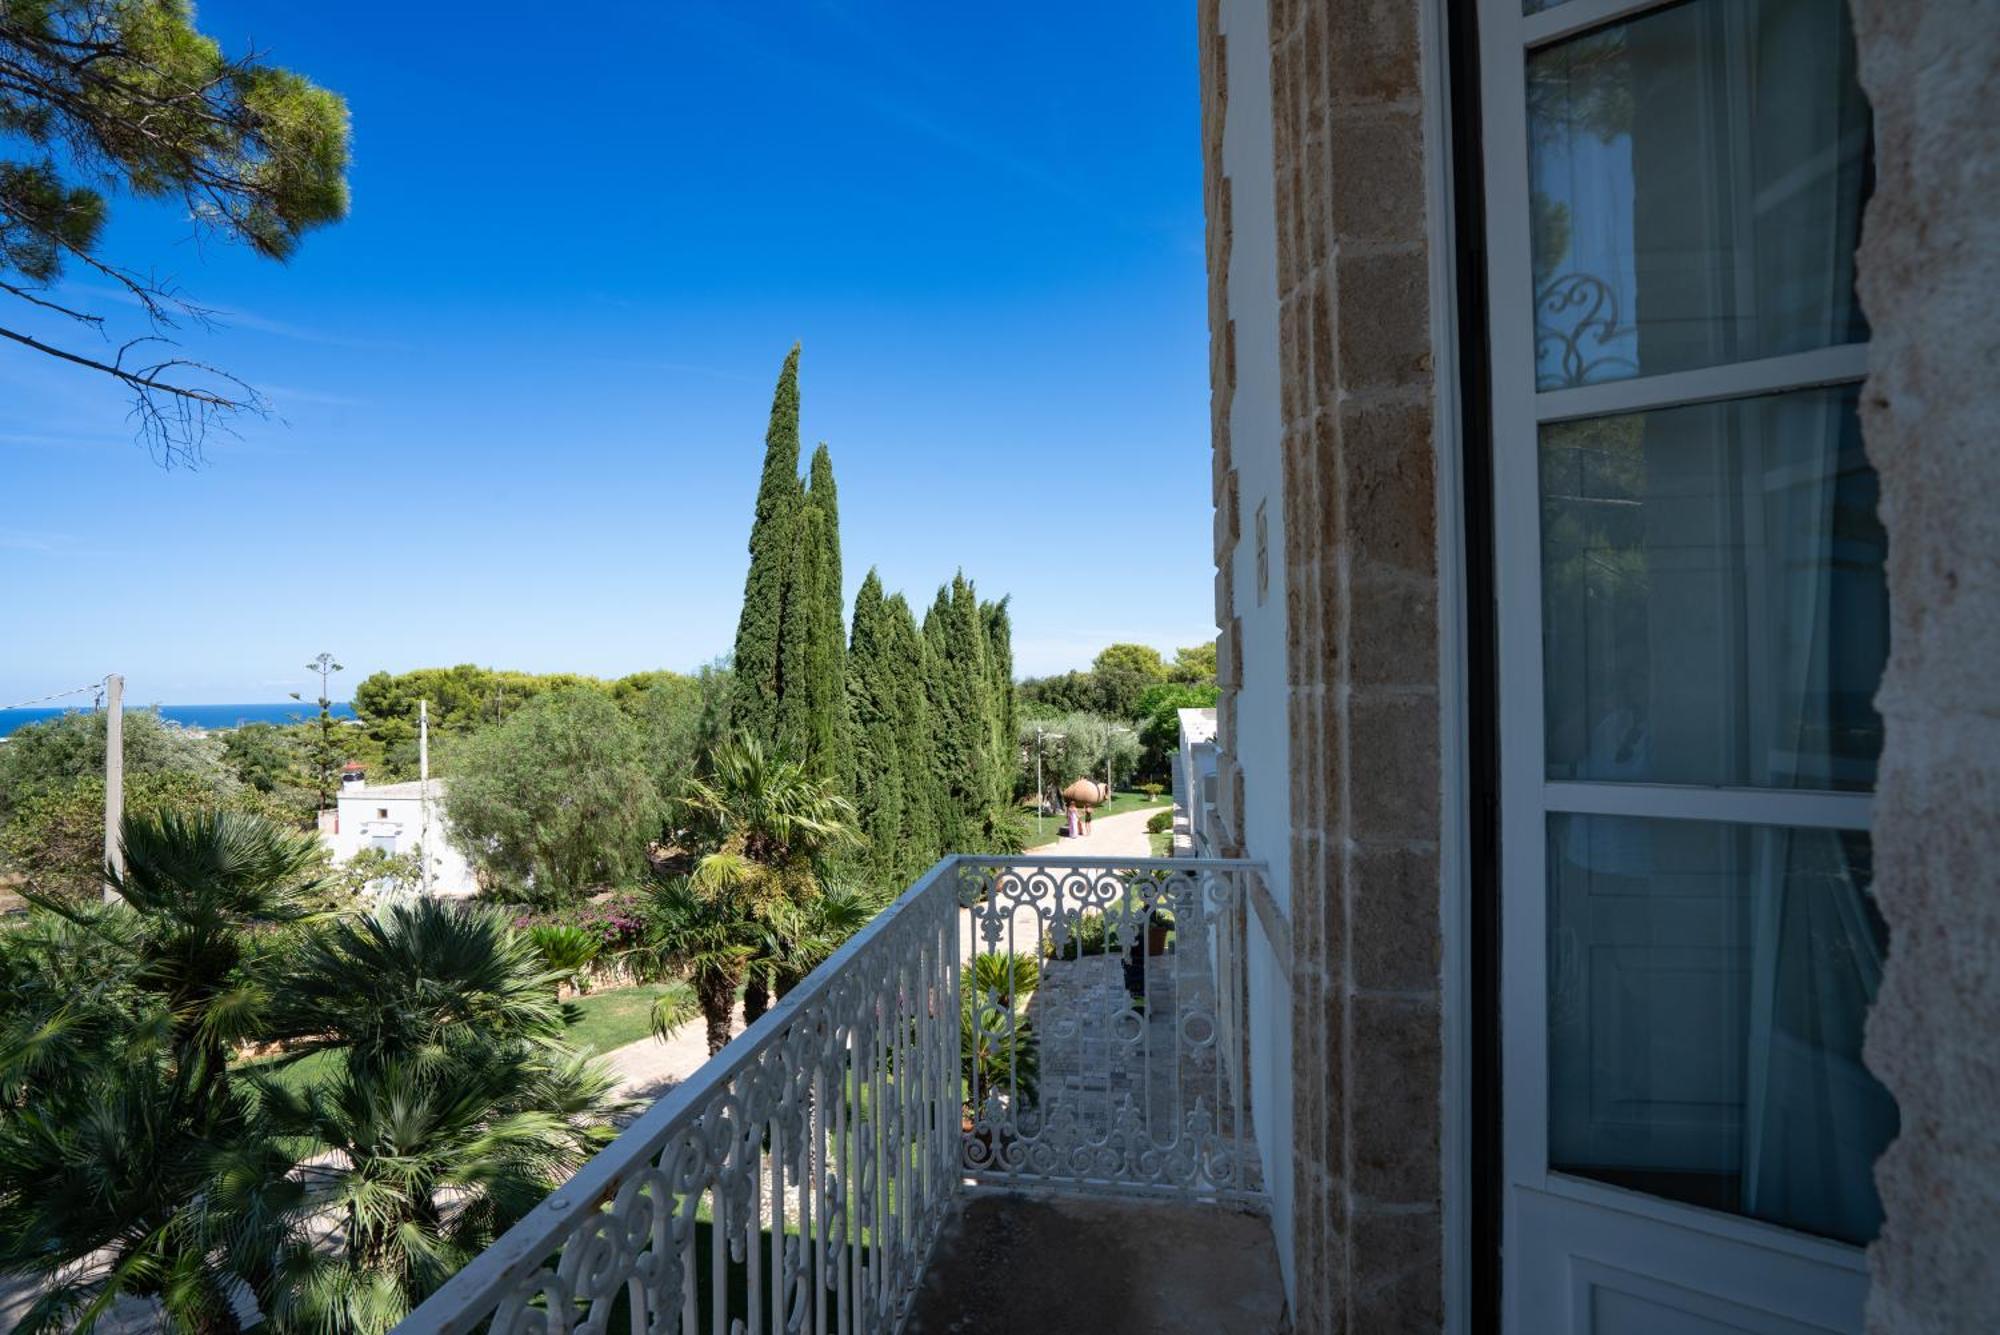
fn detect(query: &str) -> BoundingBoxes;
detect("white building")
[322,779,477,898]
[1173,706,1219,855]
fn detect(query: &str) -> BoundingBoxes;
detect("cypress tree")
[730,344,803,746]
[774,446,846,782]
[809,444,848,784]
[887,592,940,875]
[981,597,1017,811]
[846,571,903,883]
[923,574,992,852]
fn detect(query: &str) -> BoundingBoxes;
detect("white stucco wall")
[1219,0,1296,1303]
[324,781,478,897]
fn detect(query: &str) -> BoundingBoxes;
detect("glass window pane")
[1548,814,1895,1244]
[1541,385,1886,791]
[1526,0,1872,387]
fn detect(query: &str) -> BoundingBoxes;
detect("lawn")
[563,982,680,1056]
[1090,788,1171,820]
[236,983,676,1094]
[241,1046,344,1096]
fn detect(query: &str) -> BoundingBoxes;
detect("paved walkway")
[963,804,1168,962]
[1022,802,1164,858]
[600,1001,748,1120]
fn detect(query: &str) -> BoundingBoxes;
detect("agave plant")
[961,951,1040,1115]
[525,921,602,995]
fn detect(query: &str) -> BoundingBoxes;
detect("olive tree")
[444,688,659,904]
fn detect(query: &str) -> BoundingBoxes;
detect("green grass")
[1149,830,1174,857]
[233,983,675,1097]
[1089,788,1172,821]
[562,983,680,1055]
[238,1046,344,1096]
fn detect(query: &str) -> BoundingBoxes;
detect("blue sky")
[0,3,1215,706]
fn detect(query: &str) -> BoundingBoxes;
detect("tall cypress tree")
[846,571,903,883]
[923,574,992,852]
[887,592,940,875]
[981,597,1017,811]
[809,444,848,783]
[730,344,803,746]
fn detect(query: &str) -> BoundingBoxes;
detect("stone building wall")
[1849,3,2000,1331]
[1264,0,1445,1327]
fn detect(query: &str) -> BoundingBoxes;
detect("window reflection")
[1540,386,1886,791]
[1527,0,1872,388]
[1547,815,1895,1244]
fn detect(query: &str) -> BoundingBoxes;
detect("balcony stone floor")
[905,1188,1287,1334]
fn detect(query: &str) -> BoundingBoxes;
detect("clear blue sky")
[1,2,1215,707]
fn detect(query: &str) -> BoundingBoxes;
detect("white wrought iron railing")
[395,854,1262,1335]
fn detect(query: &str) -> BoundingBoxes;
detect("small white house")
[321,779,477,898]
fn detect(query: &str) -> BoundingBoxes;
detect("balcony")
[396,855,1283,1334]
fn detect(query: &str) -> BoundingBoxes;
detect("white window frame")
[1477,0,1878,1298]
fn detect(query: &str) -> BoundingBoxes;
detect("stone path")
[599,1001,748,1121]
[1021,801,1165,859]
[962,803,1169,963]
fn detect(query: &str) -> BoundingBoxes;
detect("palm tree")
[236,901,624,1330]
[673,735,861,1024]
[642,875,759,1056]
[239,1040,623,1334]
[525,922,602,996]
[749,881,891,1000]
[264,898,566,1068]
[0,808,326,1333]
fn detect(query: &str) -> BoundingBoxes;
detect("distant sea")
[0,702,356,738]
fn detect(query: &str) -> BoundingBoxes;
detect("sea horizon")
[0,701,357,738]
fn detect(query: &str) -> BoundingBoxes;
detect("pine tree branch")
[0,323,261,464]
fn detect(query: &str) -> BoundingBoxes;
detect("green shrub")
[1145,809,1173,835]
[526,922,602,994]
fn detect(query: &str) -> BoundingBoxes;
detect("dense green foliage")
[650,735,859,1049]
[0,0,350,461]
[443,688,659,903]
[1015,639,1218,784]
[1136,681,1221,777]
[924,576,996,853]
[846,571,913,885]
[0,811,623,1332]
[1017,711,1142,805]
[0,710,313,904]
[775,444,847,780]
[0,708,229,820]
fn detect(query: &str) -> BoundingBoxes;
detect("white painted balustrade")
[396,855,1263,1335]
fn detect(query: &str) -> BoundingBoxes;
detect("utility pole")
[102,673,124,903]
[418,698,433,896]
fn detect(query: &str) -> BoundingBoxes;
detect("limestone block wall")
[1265,0,1446,1327]
[1848,2,2000,1331]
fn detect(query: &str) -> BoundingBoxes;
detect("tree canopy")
[443,688,659,903]
[0,0,351,462]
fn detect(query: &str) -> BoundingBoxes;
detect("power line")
[0,678,110,713]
